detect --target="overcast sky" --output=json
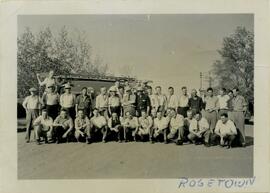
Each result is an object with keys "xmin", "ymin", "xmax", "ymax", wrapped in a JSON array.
[{"xmin": 18, "ymin": 14, "xmax": 253, "ymax": 94}]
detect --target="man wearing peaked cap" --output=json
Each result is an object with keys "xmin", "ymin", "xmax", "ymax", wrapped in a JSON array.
[{"xmin": 60, "ymin": 82, "xmax": 76, "ymax": 119}]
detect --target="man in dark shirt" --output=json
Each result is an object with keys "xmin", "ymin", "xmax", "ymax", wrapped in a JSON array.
[
  {"xmin": 75, "ymin": 87, "xmax": 92, "ymax": 118},
  {"xmin": 135, "ymin": 87, "xmax": 150, "ymax": 117},
  {"xmin": 188, "ymin": 89, "xmax": 203, "ymax": 115}
]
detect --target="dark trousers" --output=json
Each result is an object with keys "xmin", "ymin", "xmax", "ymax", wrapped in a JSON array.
[
  {"xmin": 152, "ymin": 128, "xmax": 168, "ymax": 142},
  {"xmin": 108, "ymin": 125, "xmax": 124, "ymax": 141},
  {"xmin": 91, "ymin": 125, "xmax": 108, "ymax": 141},
  {"xmin": 177, "ymin": 107, "xmax": 189, "ymax": 117},
  {"xmin": 64, "ymin": 107, "xmax": 76, "ymax": 120},
  {"xmin": 25, "ymin": 109, "xmax": 39, "ymax": 142},
  {"xmin": 109, "ymin": 106, "xmax": 121, "ymax": 117},
  {"xmin": 46, "ymin": 104, "xmax": 59, "ymax": 120},
  {"xmin": 54, "ymin": 126, "xmax": 74, "ymax": 143},
  {"xmin": 212, "ymin": 134, "xmax": 236, "ymax": 146}
]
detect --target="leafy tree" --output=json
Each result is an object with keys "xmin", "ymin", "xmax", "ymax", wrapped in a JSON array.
[{"xmin": 212, "ymin": 26, "xmax": 254, "ymax": 102}]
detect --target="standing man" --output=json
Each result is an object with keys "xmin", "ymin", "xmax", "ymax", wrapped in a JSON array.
[
  {"xmin": 42, "ymin": 84, "xmax": 59, "ymax": 120},
  {"xmin": 22, "ymin": 87, "xmax": 41, "ymax": 143},
  {"xmin": 37, "ymin": 70, "xmax": 56, "ymax": 89},
  {"xmin": 214, "ymin": 113, "xmax": 237, "ymax": 148},
  {"xmin": 155, "ymin": 86, "xmax": 167, "ymax": 116},
  {"xmin": 74, "ymin": 109, "xmax": 91, "ymax": 144},
  {"xmin": 122, "ymin": 86, "xmax": 136, "ymax": 117},
  {"xmin": 147, "ymin": 86, "xmax": 159, "ymax": 112},
  {"xmin": 188, "ymin": 112, "xmax": 211, "ymax": 147},
  {"xmin": 167, "ymin": 87, "xmax": 178, "ymax": 113},
  {"xmin": 108, "ymin": 87, "xmax": 121, "ymax": 117},
  {"xmin": 137, "ymin": 110, "xmax": 153, "ymax": 142},
  {"xmin": 230, "ymin": 88, "xmax": 247, "ymax": 147},
  {"xmin": 204, "ymin": 87, "xmax": 219, "ymax": 135},
  {"xmin": 95, "ymin": 87, "xmax": 109, "ymax": 118},
  {"xmin": 108, "ymin": 112, "xmax": 124, "ymax": 142},
  {"xmin": 33, "ymin": 108, "xmax": 53, "ymax": 145},
  {"xmin": 136, "ymin": 87, "xmax": 151, "ymax": 117},
  {"xmin": 76, "ymin": 87, "xmax": 92, "ymax": 118},
  {"xmin": 152, "ymin": 111, "xmax": 170, "ymax": 144},
  {"xmin": 53, "ymin": 108, "xmax": 74, "ymax": 143},
  {"xmin": 188, "ymin": 89, "xmax": 204, "ymax": 115},
  {"xmin": 217, "ymin": 88, "xmax": 230, "ymax": 118},
  {"xmin": 121, "ymin": 111, "xmax": 139, "ymax": 142},
  {"xmin": 167, "ymin": 108, "xmax": 185, "ymax": 145},
  {"xmin": 227, "ymin": 90, "xmax": 234, "ymax": 120},
  {"xmin": 90, "ymin": 108, "xmax": 108, "ymax": 143},
  {"xmin": 178, "ymin": 86, "xmax": 190, "ymax": 117},
  {"xmin": 60, "ymin": 83, "xmax": 76, "ymax": 120}
]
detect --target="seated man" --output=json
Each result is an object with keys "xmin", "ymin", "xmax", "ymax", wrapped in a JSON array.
[
  {"xmin": 90, "ymin": 108, "xmax": 108, "ymax": 143},
  {"xmin": 188, "ymin": 112, "xmax": 211, "ymax": 147},
  {"xmin": 74, "ymin": 109, "xmax": 91, "ymax": 144},
  {"xmin": 152, "ymin": 111, "xmax": 170, "ymax": 144},
  {"xmin": 108, "ymin": 112, "xmax": 124, "ymax": 142},
  {"xmin": 167, "ymin": 108, "xmax": 185, "ymax": 145},
  {"xmin": 183, "ymin": 110, "xmax": 194, "ymax": 142},
  {"xmin": 137, "ymin": 110, "xmax": 153, "ymax": 142},
  {"xmin": 33, "ymin": 108, "xmax": 53, "ymax": 145},
  {"xmin": 53, "ymin": 108, "xmax": 74, "ymax": 144},
  {"xmin": 121, "ymin": 111, "xmax": 139, "ymax": 142},
  {"xmin": 214, "ymin": 113, "xmax": 237, "ymax": 149}
]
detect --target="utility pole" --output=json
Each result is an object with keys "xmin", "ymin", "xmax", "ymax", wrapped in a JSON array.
[
  {"xmin": 208, "ymin": 72, "xmax": 212, "ymax": 88},
  {"xmin": 200, "ymin": 72, "xmax": 202, "ymax": 90}
]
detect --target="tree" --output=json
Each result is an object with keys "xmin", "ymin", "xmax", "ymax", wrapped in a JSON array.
[
  {"xmin": 17, "ymin": 27, "xmax": 108, "ymax": 98},
  {"xmin": 212, "ymin": 26, "xmax": 254, "ymax": 101}
]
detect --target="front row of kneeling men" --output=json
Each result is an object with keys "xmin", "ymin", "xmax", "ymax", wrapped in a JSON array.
[{"xmin": 34, "ymin": 107, "xmax": 238, "ymax": 149}]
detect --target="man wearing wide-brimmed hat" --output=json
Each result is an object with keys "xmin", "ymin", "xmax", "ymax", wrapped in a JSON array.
[
  {"xmin": 122, "ymin": 86, "xmax": 136, "ymax": 117},
  {"xmin": 60, "ymin": 83, "xmax": 76, "ymax": 119},
  {"xmin": 108, "ymin": 86, "xmax": 121, "ymax": 117},
  {"xmin": 135, "ymin": 86, "xmax": 150, "ymax": 117},
  {"xmin": 95, "ymin": 87, "xmax": 109, "ymax": 118},
  {"xmin": 42, "ymin": 83, "xmax": 59, "ymax": 120},
  {"xmin": 22, "ymin": 87, "xmax": 41, "ymax": 143}
]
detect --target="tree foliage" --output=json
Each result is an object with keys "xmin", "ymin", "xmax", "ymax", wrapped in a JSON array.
[
  {"xmin": 17, "ymin": 27, "xmax": 108, "ymax": 98},
  {"xmin": 212, "ymin": 26, "xmax": 254, "ymax": 101}
]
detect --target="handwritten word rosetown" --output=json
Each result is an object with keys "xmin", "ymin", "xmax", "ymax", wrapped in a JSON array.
[{"xmin": 178, "ymin": 177, "xmax": 256, "ymax": 189}]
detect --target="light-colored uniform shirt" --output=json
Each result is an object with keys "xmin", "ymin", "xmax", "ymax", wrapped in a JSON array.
[
  {"xmin": 170, "ymin": 114, "xmax": 184, "ymax": 129},
  {"xmin": 215, "ymin": 119, "xmax": 237, "ymax": 136},
  {"xmin": 23, "ymin": 95, "xmax": 40, "ymax": 110},
  {"xmin": 90, "ymin": 116, "xmax": 107, "ymax": 128},
  {"xmin": 122, "ymin": 117, "xmax": 138, "ymax": 128},
  {"xmin": 167, "ymin": 94, "xmax": 179, "ymax": 109},
  {"xmin": 149, "ymin": 94, "xmax": 159, "ymax": 109},
  {"xmin": 43, "ymin": 92, "xmax": 59, "ymax": 105},
  {"xmin": 217, "ymin": 95, "xmax": 230, "ymax": 109},
  {"xmin": 154, "ymin": 117, "xmax": 170, "ymax": 130},
  {"xmin": 54, "ymin": 115, "xmax": 73, "ymax": 129},
  {"xmin": 108, "ymin": 96, "xmax": 121, "ymax": 107},
  {"xmin": 95, "ymin": 94, "xmax": 109, "ymax": 108},
  {"xmin": 75, "ymin": 116, "xmax": 90, "ymax": 130},
  {"xmin": 60, "ymin": 93, "xmax": 76, "ymax": 108},
  {"xmin": 204, "ymin": 96, "xmax": 220, "ymax": 111},
  {"xmin": 138, "ymin": 116, "xmax": 153, "ymax": 129},
  {"xmin": 179, "ymin": 94, "xmax": 190, "ymax": 107},
  {"xmin": 33, "ymin": 115, "xmax": 53, "ymax": 130},
  {"xmin": 232, "ymin": 95, "xmax": 247, "ymax": 112},
  {"xmin": 156, "ymin": 94, "xmax": 167, "ymax": 107},
  {"xmin": 189, "ymin": 117, "xmax": 209, "ymax": 133}
]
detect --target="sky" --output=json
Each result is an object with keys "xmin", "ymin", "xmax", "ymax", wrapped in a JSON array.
[{"xmin": 18, "ymin": 14, "xmax": 253, "ymax": 94}]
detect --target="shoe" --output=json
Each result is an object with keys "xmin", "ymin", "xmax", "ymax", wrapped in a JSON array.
[
  {"xmin": 26, "ymin": 140, "xmax": 30, "ymax": 143},
  {"xmin": 36, "ymin": 141, "xmax": 41, "ymax": 145},
  {"xmin": 86, "ymin": 138, "xmax": 92, "ymax": 144},
  {"xmin": 226, "ymin": 145, "xmax": 231, "ymax": 149},
  {"xmin": 56, "ymin": 140, "xmax": 60, "ymax": 144},
  {"xmin": 204, "ymin": 143, "xmax": 211, "ymax": 147},
  {"xmin": 164, "ymin": 140, "xmax": 168, "ymax": 144},
  {"xmin": 241, "ymin": 143, "xmax": 246, "ymax": 148},
  {"xmin": 44, "ymin": 139, "xmax": 48, "ymax": 144},
  {"xmin": 124, "ymin": 139, "xmax": 128, "ymax": 143},
  {"xmin": 102, "ymin": 139, "xmax": 107, "ymax": 143},
  {"xmin": 176, "ymin": 140, "xmax": 183, "ymax": 145},
  {"xmin": 194, "ymin": 141, "xmax": 200, "ymax": 145},
  {"xmin": 119, "ymin": 140, "xmax": 122, "ymax": 143}
]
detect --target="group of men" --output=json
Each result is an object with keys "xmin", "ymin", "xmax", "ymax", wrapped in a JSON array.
[{"xmin": 22, "ymin": 70, "xmax": 248, "ymax": 148}]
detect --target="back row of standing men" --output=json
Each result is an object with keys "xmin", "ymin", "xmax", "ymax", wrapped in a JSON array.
[{"xmin": 22, "ymin": 70, "xmax": 247, "ymax": 147}]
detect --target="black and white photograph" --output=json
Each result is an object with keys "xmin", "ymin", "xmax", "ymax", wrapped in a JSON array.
[{"xmin": 17, "ymin": 14, "xmax": 254, "ymax": 179}]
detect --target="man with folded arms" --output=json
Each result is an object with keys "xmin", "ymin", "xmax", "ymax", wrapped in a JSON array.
[
  {"xmin": 53, "ymin": 108, "xmax": 74, "ymax": 143},
  {"xmin": 214, "ymin": 113, "xmax": 237, "ymax": 149},
  {"xmin": 188, "ymin": 112, "xmax": 211, "ymax": 147},
  {"xmin": 74, "ymin": 109, "xmax": 91, "ymax": 144},
  {"xmin": 167, "ymin": 108, "xmax": 185, "ymax": 145},
  {"xmin": 137, "ymin": 110, "xmax": 153, "ymax": 142},
  {"xmin": 108, "ymin": 112, "xmax": 124, "ymax": 142},
  {"xmin": 90, "ymin": 108, "xmax": 108, "ymax": 143},
  {"xmin": 33, "ymin": 108, "xmax": 53, "ymax": 145},
  {"xmin": 121, "ymin": 111, "xmax": 139, "ymax": 142},
  {"xmin": 152, "ymin": 111, "xmax": 170, "ymax": 144}
]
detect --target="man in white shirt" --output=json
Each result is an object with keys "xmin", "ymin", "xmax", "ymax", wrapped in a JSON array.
[
  {"xmin": 74, "ymin": 109, "xmax": 91, "ymax": 144},
  {"xmin": 167, "ymin": 108, "xmax": 185, "ymax": 145},
  {"xmin": 60, "ymin": 83, "xmax": 76, "ymax": 119},
  {"xmin": 188, "ymin": 112, "xmax": 211, "ymax": 147},
  {"xmin": 137, "ymin": 110, "xmax": 153, "ymax": 142},
  {"xmin": 217, "ymin": 88, "xmax": 230, "ymax": 118},
  {"xmin": 167, "ymin": 87, "xmax": 178, "ymax": 113},
  {"xmin": 214, "ymin": 113, "xmax": 237, "ymax": 148},
  {"xmin": 33, "ymin": 108, "xmax": 53, "ymax": 145},
  {"xmin": 183, "ymin": 110, "xmax": 193, "ymax": 142},
  {"xmin": 121, "ymin": 111, "xmax": 139, "ymax": 142},
  {"xmin": 95, "ymin": 87, "xmax": 109, "ymax": 118},
  {"xmin": 147, "ymin": 86, "xmax": 159, "ymax": 112},
  {"xmin": 155, "ymin": 86, "xmax": 167, "ymax": 116},
  {"xmin": 90, "ymin": 108, "xmax": 108, "ymax": 143},
  {"xmin": 152, "ymin": 111, "xmax": 170, "ymax": 144},
  {"xmin": 23, "ymin": 87, "xmax": 41, "ymax": 143},
  {"xmin": 178, "ymin": 86, "xmax": 190, "ymax": 117}
]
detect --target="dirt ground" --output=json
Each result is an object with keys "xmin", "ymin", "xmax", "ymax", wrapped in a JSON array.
[{"xmin": 17, "ymin": 125, "xmax": 253, "ymax": 179}]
